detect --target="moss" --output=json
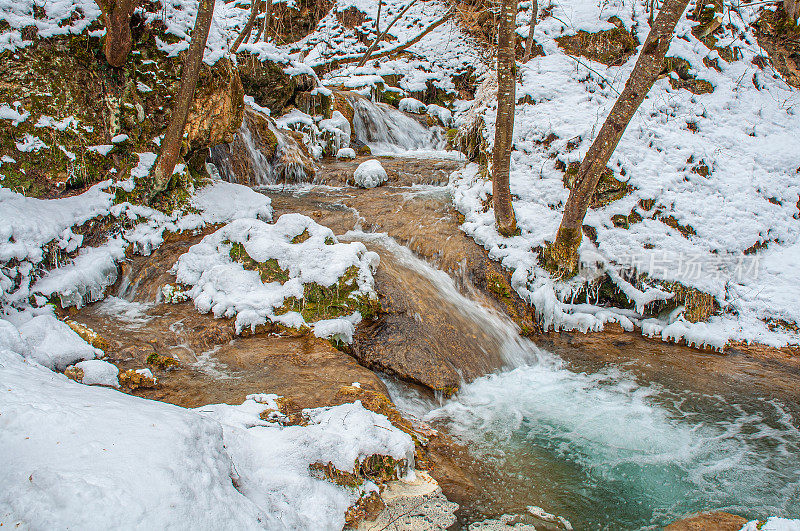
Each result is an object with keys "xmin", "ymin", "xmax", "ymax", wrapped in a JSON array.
[
  {"xmin": 485, "ymin": 270, "xmax": 512, "ymax": 299},
  {"xmin": 662, "ymin": 57, "xmax": 714, "ymax": 94},
  {"xmin": 229, "ymin": 242, "xmax": 291, "ymax": 283},
  {"xmin": 651, "ymin": 280, "xmax": 719, "ymax": 322},
  {"xmin": 65, "ymin": 320, "xmax": 109, "ymax": 352},
  {"xmin": 146, "ymin": 353, "xmax": 180, "ymax": 370},
  {"xmin": 291, "ymin": 229, "xmax": 311, "ymax": 244},
  {"xmin": 64, "ymin": 365, "xmax": 84, "ymax": 382},
  {"xmin": 555, "ymin": 23, "xmax": 638, "ymax": 66}
]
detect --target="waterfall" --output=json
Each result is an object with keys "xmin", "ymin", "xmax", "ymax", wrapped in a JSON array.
[
  {"xmin": 209, "ymin": 110, "xmax": 314, "ymax": 186},
  {"xmin": 350, "ymin": 233, "xmax": 800, "ymax": 530},
  {"xmin": 346, "ymin": 94, "xmax": 445, "ymax": 155}
]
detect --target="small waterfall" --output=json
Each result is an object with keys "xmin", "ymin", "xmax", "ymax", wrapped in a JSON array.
[
  {"xmin": 209, "ymin": 109, "xmax": 314, "ymax": 186},
  {"xmin": 347, "ymin": 235, "xmax": 800, "ymax": 529},
  {"xmin": 346, "ymin": 94, "xmax": 445, "ymax": 155}
]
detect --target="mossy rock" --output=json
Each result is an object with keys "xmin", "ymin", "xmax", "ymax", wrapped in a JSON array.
[{"xmin": 556, "ymin": 19, "xmax": 639, "ymax": 66}]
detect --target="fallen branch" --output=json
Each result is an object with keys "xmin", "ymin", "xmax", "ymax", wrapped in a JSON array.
[
  {"xmin": 315, "ymin": 7, "xmax": 453, "ymax": 73},
  {"xmin": 357, "ymin": 0, "xmax": 418, "ymax": 67}
]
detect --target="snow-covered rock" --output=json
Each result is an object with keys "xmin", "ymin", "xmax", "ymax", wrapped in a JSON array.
[
  {"xmin": 73, "ymin": 359, "xmax": 120, "ymax": 387},
  {"xmin": 336, "ymin": 147, "xmax": 356, "ymax": 159},
  {"xmin": 353, "ymin": 159, "xmax": 388, "ymax": 189},
  {"xmin": 426, "ymin": 104, "xmax": 453, "ymax": 127},
  {"xmin": 399, "ymin": 98, "xmax": 427, "ymax": 114},
  {"xmin": 17, "ymin": 314, "xmax": 100, "ymax": 371}
]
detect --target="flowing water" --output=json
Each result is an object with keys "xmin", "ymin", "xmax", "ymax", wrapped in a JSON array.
[
  {"xmin": 371, "ymin": 236, "xmax": 800, "ymax": 529},
  {"xmin": 238, "ymin": 100, "xmax": 800, "ymax": 529}
]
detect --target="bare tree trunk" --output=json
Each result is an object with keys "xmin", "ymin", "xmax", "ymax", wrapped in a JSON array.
[
  {"xmin": 357, "ymin": 0, "xmax": 418, "ymax": 67},
  {"xmin": 230, "ymin": 0, "xmax": 259, "ymax": 53},
  {"xmin": 786, "ymin": 0, "xmax": 800, "ymax": 22},
  {"xmin": 150, "ymin": 0, "xmax": 216, "ymax": 199},
  {"xmin": 96, "ymin": 0, "xmax": 140, "ymax": 67},
  {"xmin": 376, "ymin": 0, "xmax": 382, "ymax": 34},
  {"xmin": 491, "ymin": 0, "xmax": 518, "ymax": 236},
  {"xmin": 547, "ymin": 0, "xmax": 690, "ymax": 273},
  {"xmin": 263, "ymin": 0, "xmax": 272, "ymax": 41},
  {"xmin": 522, "ymin": 0, "xmax": 538, "ymax": 62}
]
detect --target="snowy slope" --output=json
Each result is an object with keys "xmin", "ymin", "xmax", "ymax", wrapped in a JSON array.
[{"xmin": 449, "ymin": 0, "xmax": 800, "ymax": 348}]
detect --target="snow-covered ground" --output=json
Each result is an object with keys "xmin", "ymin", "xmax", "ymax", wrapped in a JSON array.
[
  {"xmin": 0, "ymin": 319, "xmax": 413, "ymax": 528},
  {"xmin": 443, "ymin": 0, "xmax": 800, "ymax": 349}
]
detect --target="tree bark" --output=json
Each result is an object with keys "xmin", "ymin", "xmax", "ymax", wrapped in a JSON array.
[
  {"xmin": 786, "ymin": 0, "xmax": 800, "ymax": 22},
  {"xmin": 263, "ymin": 0, "xmax": 272, "ymax": 40},
  {"xmin": 230, "ymin": 0, "xmax": 259, "ymax": 53},
  {"xmin": 357, "ymin": 0, "xmax": 418, "ymax": 67},
  {"xmin": 548, "ymin": 0, "xmax": 690, "ymax": 273},
  {"xmin": 150, "ymin": 0, "xmax": 216, "ymax": 199},
  {"xmin": 522, "ymin": 0, "xmax": 538, "ymax": 62},
  {"xmin": 96, "ymin": 0, "xmax": 140, "ymax": 67},
  {"xmin": 491, "ymin": 0, "xmax": 518, "ymax": 236},
  {"xmin": 376, "ymin": 0, "xmax": 382, "ymax": 34}
]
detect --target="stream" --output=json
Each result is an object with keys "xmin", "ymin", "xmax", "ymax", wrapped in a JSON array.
[{"xmin": 253, "ymin": 98, "xmax": 800, "ymax": 529}]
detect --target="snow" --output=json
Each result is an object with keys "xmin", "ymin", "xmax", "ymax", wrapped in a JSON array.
[
  {"xmin": 17, "ymin": 313, "xmax": 101, "ymax": 371},
  {"xmin": 399, "ymin": 97, "xmax": 427, "ymax": 113},
  {"xmin": 0, "ymin": 323, "xmax": 413, "ymax": 529},
  {"xmin": 73, "ymin": 359, "xmax": 120, "ymax": 387},
  {"xmin": 353, "ymin": 159, "xmax": 388, "ymax": 188},
  {"xmin": 740, "ymin": 519, "xmax": 800, "ymax": 531},
  {"xmin": 172, "ymin": 214, "xmax": 379, "ymax": 335},
  {"xmin": 336, "ymin": 147, "xmax": 357, "ymax": 159},
  {"xmin": 448, "ymin": 0, "xmax": 800, "ymax": 348}
]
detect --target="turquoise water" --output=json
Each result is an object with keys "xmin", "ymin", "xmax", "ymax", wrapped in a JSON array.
[{"xmin": 390, "ymin": 347, "xmax": 800, "ymax": 529}]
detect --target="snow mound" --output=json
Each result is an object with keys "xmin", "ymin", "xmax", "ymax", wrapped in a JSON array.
[
  {"xmin": 17, "ymin": 314, "xmax": 100, "ymax": 371},
  {"xmin": 740, "ymin": 518, "xmax": 800, "ymax": 531},
  {"xmin": 172, "ymin": 214, "xmax": 379, "ymax": 336},
  {"xmin": 336, "ymin": 147, "xmax": 357, "ymax": 159},
  {"xmin": 73, "ymin": 359, "xmax": 120, "ymax": 387},
  {"xmin": 399, "ymin": 98, "xmax": 427, "ymax": 113},
  {"xmin": 353, "ymin": 159, "xmax": 388, "ymax": 188}
]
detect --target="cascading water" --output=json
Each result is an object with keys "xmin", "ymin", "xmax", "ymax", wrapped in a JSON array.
[
  {"xmin": 209, "ymin": 110, "xmax": 313, "ymax": 185},
  {"xmin": 347, "ymin": 94, "xmax": 445, "ymax": 155},
  {"xmin": 356, "ymin": 233, "xmax": 800, "ymax": 530}
]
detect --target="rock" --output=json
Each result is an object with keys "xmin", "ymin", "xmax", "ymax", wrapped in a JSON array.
[
  {"xmin": 209, "ymin": 108, "xmax": 315, "ymax": 185},
  {"xmin": 73, "ymin": 359, "xmax": 120, "ymax": 387},
  {"xmin": 336, "ymin": 147, "xmax": 356, "ymax": 160},
  {"xmin": 353, "ymin": 159, "xmax": 388, "ymax": 188},
  {"xmin": 399, "ymin": 97, "xmax": 427, "ymax": 114},
  {"xmin": 119, "ymin": 368, "xmax": 157, "ymax": 390},
  {"xmin": 555, "ymin": 20, "xmax": 638, "ymax": 66},
  {"xmin": 185, "ymin": 58, "xmax": 244, "ymax": 154},
  {"xmin": 236, "ymin": 54, "xmax": 315, "ymax": 115},
  {"xmin": 665, "ymin": 511, "xmax": 748, "ymax": 531},
  {"xmin": 355, "ymin": 472, "xmax": 458, "ymax": 531}
]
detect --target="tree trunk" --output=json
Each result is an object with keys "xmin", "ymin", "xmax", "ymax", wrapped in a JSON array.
[
  {"xmin": 376, "ymin": 0, "xmax": 382, "ymax": 34},
  {"xmin": 522, "ymin": 0, "xmax": 538, "ymax": 62},
  {"xmin": 548, "ymin": 0, "xmax": 690, "ymax": 273},
  {"xmin": 491, "ymin": 0, "xmax": 518, "ymax": 236},
  {"xmin": 150, "ymin": 0, "xmax": 216, "ymax": 199},
  {"xmin": 230, "ymin": 0, "xmax": 259, "ymax": 53},
  {"xmin": 263, "ymin": 0, "xmax": 272, "ymax": 41},
  {"xmin": 97, "ymin": 0, "xmax": 140, "ymax": 67},
  {"xmin": 786, "ymin": 0, "xmax": 800, "ymax": 22}
]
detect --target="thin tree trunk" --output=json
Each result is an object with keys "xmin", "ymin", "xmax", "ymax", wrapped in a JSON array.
[
  {"xmin": 376, "ymin": 0, "xmax": 382, "ymax": 34},
  {"xmin": 97, "ymin": 0, "xmax": 140, "ymax": 67},
  {"xmin": 230, "ymin": 0, "xmax": 259, "ymax": 53},
  {"xmin": 150, "ymin": 0, "xmax": 216, "ymax": 199},
  {"xmin": 548, "ymin": 0, "xmax": 690, "ymax": 273},
  {"xmin": 522, "ymin": 0, "xmax": 538, "ymax": 62},
  {"xmin": 785, "ymin": 0, "xmax": 800, "ymax": 21},
  {"xmin": 491, "ymin": 0, "xmax": 518, "ymax": 236},
  {"xmin": 357, "ymin": 0, "xmax": 418, "ymax": 67},
  {"xmin": 263, "ymin": 0, "xmax": 272, "ymax": 41}
]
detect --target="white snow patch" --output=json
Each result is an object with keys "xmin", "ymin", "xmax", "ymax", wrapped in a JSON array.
[{"xmin": 353, "ymin": 159, "xmax": 388, "ymax": 188}]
